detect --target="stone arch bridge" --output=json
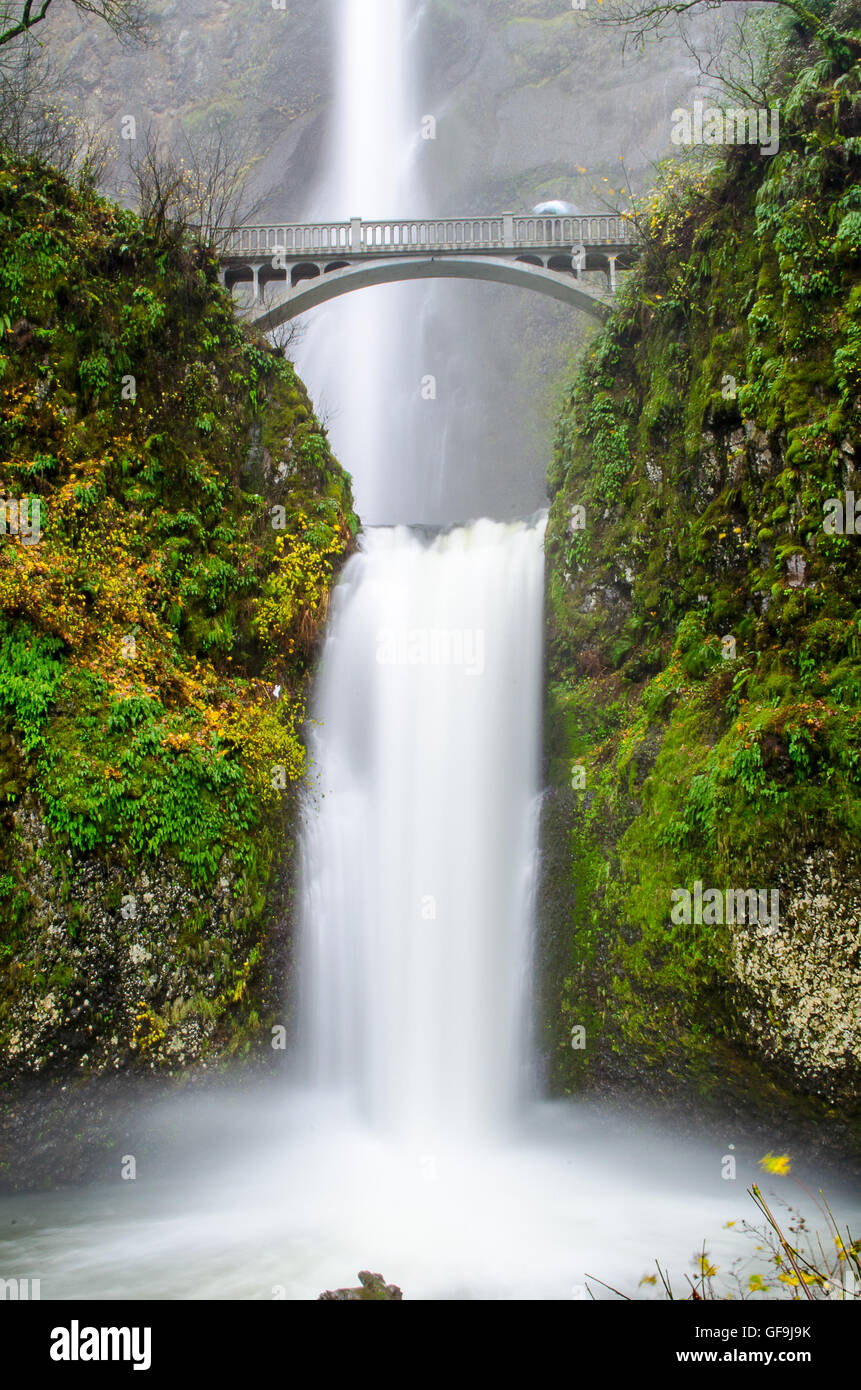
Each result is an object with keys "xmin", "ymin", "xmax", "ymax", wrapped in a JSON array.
[{"xmin": 217, "ymin": 213, "xmax": 638, "ymax": 329}]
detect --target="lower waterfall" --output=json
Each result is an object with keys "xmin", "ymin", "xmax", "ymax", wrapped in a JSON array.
[{"xmin": 297, "ymin": 519, "xmax": 545, "ymax": 1140}]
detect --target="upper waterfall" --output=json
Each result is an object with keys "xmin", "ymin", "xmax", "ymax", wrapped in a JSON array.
[{"xmin": 297, "ymin": 0, "xmax": 427, "ymax": 525}]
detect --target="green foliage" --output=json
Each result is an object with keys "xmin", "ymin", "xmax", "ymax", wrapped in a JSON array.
[
  {"xmin": 541, "ymin": 14, "xmax": 861, "ymax": 1117},
  {"xmin": 38, "ymin": 675, "xmax": 257, "ymax": 884},
  {"xmin": 0, "ymin": 620, "xmax": 65, "ymax": 754},
  {"xmin": 583, "ymin": 392, "xmax": 632, "ymax": 504},
  {"xmin": 0, "ymin": 150, "xmax": 355, "ymax": 896},
  {"xmin": 78, "ymin": 349, "xmax": 112, "ymax": 402}
]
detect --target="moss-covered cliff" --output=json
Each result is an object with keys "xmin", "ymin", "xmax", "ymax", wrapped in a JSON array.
[
  {"xmin": 540, "ymin": 8, "xmax": 861, "ymax": 1138},
  {"xmin": 0, "ymin": 153, "xmax": 356, "ymax": 1098}
]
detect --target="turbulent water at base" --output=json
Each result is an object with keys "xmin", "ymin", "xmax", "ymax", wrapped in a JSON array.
[{"xmin": 2, "ymin": 0, "xmax": 859, "ymax": 1303}]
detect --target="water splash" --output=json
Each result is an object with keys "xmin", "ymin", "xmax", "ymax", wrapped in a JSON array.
[{"xmin": 298, "ymin": 519, "xmax": 545, "ymax": 1140}]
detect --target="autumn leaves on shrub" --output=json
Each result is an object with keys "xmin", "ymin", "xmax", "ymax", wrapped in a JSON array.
[{"xmin": 0, "ymin": 151, "xmax": 355, "ymax": 887}]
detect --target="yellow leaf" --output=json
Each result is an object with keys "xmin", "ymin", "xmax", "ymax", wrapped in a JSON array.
[{"xmin": 759, "ymin": 1152, "xmax": 792, "ymax": 1176}]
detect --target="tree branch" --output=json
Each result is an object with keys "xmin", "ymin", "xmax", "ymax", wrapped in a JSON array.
[
  {"xmin": 0, "ymin": 0, "xmax": 148, "ymax": 51},
  {"xmin": 0, "ymin": 1, "xmax": 53, "ymax": 49}
]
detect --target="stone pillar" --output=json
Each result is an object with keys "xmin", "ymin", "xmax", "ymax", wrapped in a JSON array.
[
  {"xmin": 606, "ymin": 254, "xmax": 617, "ymax": 292},
  {"xmin": 503, "ymin": 211, "xmax": 514, "ymax": 246},
  {"xmin": 351, "ymin": 216, "xmax": 363, "ymax": 253},
  {"xmin": 250, "ymin": 262, "xmax": 264, "ymax": 304}
]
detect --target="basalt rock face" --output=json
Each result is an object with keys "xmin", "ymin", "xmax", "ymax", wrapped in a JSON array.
[
  {"xmin": 728, "ymin": 852, "xmax": 861, "ymax": 1106},
  {"xmin": 2, "ymin": 798, "xmax": 295, "ymax": 1082},
  {"xmin": 537, "ymin": 10, "xmax": 861, "ymax": 1137}
]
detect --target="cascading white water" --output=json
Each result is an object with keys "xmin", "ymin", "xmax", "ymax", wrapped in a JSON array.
[
  {"xmin": 298, "ymin": 0, "xmax": 427, "ymax": 524},
  {"xmin": 298, "ymin": 520, "xmax": 544, "ymax": 1139},
  {"xmin": 295, "ymin": 0, "xmax": 546, "ymax": 1141}
]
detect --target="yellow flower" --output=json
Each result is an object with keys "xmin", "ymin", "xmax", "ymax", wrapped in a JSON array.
[{"xmin": 759, "ymin": 1152, "xmax": 792, "ymax": 1176}]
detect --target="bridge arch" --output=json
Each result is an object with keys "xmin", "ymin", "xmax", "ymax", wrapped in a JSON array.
[
  {"xmin": 250, "ymin": 254, "xmax": 611, "ymax": 331},
  {"xmin": 291, "ymin": 261, "xmax": 321, "ymax": 287}
]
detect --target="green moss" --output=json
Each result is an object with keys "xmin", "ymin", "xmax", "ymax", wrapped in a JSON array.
[
  {"xmin": 540, "ymin": 10, "xmax": 861, "ymax": 1133},
  {"xmin": 0, "ymin": 151, "xmax": 357, "ymax": 1074}
]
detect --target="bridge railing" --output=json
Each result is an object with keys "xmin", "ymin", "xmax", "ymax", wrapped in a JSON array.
[
  {"xmin": 361, "ymin": 218, "xmax": 507, "ymax": 249},
  {"xmin": 511, "ymin": 215, "xmax": 636, "ymax": 246},
  {"xmin": 220, "ymin": 223, "xmax": 353, "ymax": 256},
  {"xmin": 219, "ymin": 214, "xmax": 637, "ymax": 259}
]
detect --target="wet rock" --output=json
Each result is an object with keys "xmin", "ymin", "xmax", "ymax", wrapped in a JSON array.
[
  {"xmin": 318, "ymin": 1271, "xmax": 404, "ymax": 1301},
  {"xmin": 727, "ymin": 851, "xmax": 861, "ymax": 1103}
]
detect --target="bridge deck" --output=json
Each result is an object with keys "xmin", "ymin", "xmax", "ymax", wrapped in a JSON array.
[{"xmin": 218, "ymin": 213, "xmax": 636, "ymax": 261}]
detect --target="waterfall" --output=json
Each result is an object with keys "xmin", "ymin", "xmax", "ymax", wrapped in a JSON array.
[
  {"xmin": 298, "ymin": 520, "xmax": 545, "ymax": 1139},
  {"xmin": 292, "ymin": 0, "xmax": 548, "ymax": 1148},
  {"xmin": 297, "ymin": 0, "xmax": 427, "ymax": 524}
]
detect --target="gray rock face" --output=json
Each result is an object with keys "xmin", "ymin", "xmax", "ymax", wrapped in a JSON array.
[
  {"xmin": 729, "ymin": 852, "xmax": 861, "ymax": 1103},
  {"xmin": 1, "ymin": 801, "xmax": 272, "ymax": 1081}
]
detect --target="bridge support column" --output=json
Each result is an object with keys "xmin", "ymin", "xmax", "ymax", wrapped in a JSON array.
[
  {"xmin": 606, "ymin": 254, "xmax": 617, "ymax": 292},
  {"xmin": 246, "ymin": 262, "xmax": 265, "ymax": 305}
]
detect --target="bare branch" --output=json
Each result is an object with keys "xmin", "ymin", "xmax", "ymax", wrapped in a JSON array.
[
  {"xmin": 177, "ymin": 123, "xmax": 265, "ymax": 252},
  {"xmin": 594, "ymin": 0, "xmax": 827, "ymax": 52},
  {"xmin": 0, "ymin": 0, "xmax": 148, "ymax": 50},
  {"xmin": 127, "ymin": 126, "xmax": 193, "ymax": 243},
  {"xmin": 0, "ymin": 36, "xmax": 114, "ymax": 184},
  {"xmin": 677, "ymin": 6, "xmax": 791, "ymax": 105},
  {"xmin": 128, "ymin": 121, "xmax": 267, "ymax": 252}
]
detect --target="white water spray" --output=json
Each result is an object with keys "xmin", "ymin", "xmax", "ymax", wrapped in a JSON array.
[
  {"xmin": 298, "ymin": 520, "xmax": 544, "ymax": 1140},
  {"xmin": 295, "ymin": 2, "xmax": 545, "ymax": 1145},
  {"xmin": 298, "ymin": 0, "xmax": 426, "ymax": 523}
]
